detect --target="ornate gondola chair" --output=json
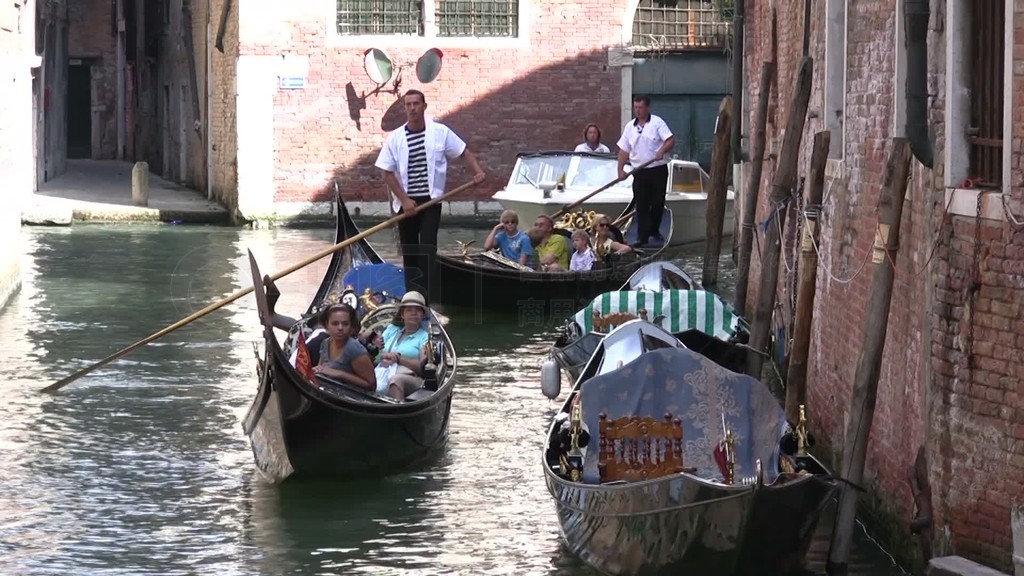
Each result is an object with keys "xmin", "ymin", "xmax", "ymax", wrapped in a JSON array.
[{"xmin": 597, "ymin": 412, "xmax": 685, "ymax": 483}]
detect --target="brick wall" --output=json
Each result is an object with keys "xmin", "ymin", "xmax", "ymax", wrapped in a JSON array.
[
  {"xmin": 744, "ymin": 0, "xmax": 1024, "ymax": 570},
  {"xmin": 68, "ymin": 0, "xmax": 116, "ymax": 159},
  {"xmin": 206, "ymin": 0, "xmax": 238, "ymax": 213},
  {"xmin": 234, "ymin": 1, "xmax": 627, "ymax": 205}
]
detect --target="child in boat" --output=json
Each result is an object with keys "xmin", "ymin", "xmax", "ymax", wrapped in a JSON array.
[
  {"xmin": 484, "ymin": 209, "xmax": 533, "ymax": 267},
  {"xmin": 569, "ymin": 229, "xmax": 596, "ymax": 271},
  {"xmin": 313, "ymin": 303, "xmax": 376, "ymax": 391}
]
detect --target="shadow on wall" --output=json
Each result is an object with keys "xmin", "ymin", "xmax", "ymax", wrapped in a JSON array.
[{"xmin": 322, "ymin": 48, "xmax": 623, "ymax": 204}]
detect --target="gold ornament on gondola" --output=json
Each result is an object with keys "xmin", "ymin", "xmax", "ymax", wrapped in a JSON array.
[
  {"xmin": 555, "ymin": 209, "xmax": 597, "ymax": 231},
  {"xmin": 456, "ymin": 239, "xmax": 476, "ymax": 260}
]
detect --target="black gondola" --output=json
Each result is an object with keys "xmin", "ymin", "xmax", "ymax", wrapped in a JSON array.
[
  {"xmin": 543, "ymin": 320, "xmax": 836, "ymax": 576},
  {"xmin": 542, "ymin": 261, "xmax": 750, "ymax": 392},
  {"xmin": 242, "ymin": 196, "xmax": 457, "ymax": 483},
  {"xmin": 434, "ymin": 202, "xmax": 672, "ymax": 318}
]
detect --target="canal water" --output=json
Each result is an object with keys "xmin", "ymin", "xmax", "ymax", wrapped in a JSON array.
[{"xmin": 0, "ymin": 223, "xmax": 908, "ymax": 575}]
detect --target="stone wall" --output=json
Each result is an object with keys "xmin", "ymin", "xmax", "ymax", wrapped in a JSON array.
[{"xmin": 743, "ymin": 0, "xmax": 1024, "ymax": 570}]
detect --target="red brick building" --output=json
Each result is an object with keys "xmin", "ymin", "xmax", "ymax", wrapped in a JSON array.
[
  {"xmin": 741, "ymin": 0, "xmax": 1024, "ymax": 570},
  {"xmin": 208, "ymin": 0, "xmax": 733, "ymax": 221}
]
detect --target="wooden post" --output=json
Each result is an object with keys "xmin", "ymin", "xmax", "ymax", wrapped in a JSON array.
[
  {"xmin": 827, "ymin": 138, "xmax": 912, "ymax": 576},
  {"xmin": 745, "ymin": 58, "xmax": 813, "ymax": 379},
  {"xmin": 703, "ymin": 96, "xmax": 733, "ymax": 287},
  {"xmin": 784, "ymin": 130, "xmax": 830, "ymax": 423},
  {"xmin": 734, "ymin": 62, "xmax": 774, "ymax": 316}
]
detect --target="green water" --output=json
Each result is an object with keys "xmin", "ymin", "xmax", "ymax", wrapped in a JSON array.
[{"xmin": 0, "ymin": 223, "xmax": 905, "ymax": 575}]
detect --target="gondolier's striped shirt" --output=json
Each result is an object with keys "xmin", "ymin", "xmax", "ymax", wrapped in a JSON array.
[{"xmin": 405, "ymin": 127, "xmax": 430, "ymax": 199}]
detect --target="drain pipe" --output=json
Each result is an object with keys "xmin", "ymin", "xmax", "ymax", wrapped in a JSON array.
[{"xmin": 905, "ymin": 0, "xmax": 934, "ymax": 168}]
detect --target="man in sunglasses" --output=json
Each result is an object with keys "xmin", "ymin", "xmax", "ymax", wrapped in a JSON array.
[{"xmin": 616, "ymin": 95, "xmax": 675, "ymax": 248}]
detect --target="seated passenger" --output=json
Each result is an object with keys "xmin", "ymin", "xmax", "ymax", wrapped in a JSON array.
[
  {"xmin": 313, "ymin": 303, "xmax": 376, "ymax": 391},
  {"xmin": 533, "ymin": 214, "xmax": 571, "ymax": 272},
  {"xmin": 594, "ymin": 215, "xmax": 633, "ymax": 257},
  {"xmin": 568, "ymin": 229, "xmax": 596, "ymax": 272},
  {"xmin": 484, "ymin": 209, "xmax": 533, "ymax": 267},
  {"xmin": 376, "ymin": 291, "xmax": 431, "ymax": 401}
]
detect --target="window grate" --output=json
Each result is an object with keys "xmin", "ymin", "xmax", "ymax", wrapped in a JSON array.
[
  {"xmin": 632, "ymin": 0, "xmax": 732, "ymax": 50},
  {"xmin": 336, "ymin": 0, "xmax": 423, "ymax": 36},
  {"xmin": 968, "ymin": 0, "xmax": 1003, "ymax": 186},
  {"xmin": 436, "ymin": 0, "xmax": 518, "ymax": 37}
]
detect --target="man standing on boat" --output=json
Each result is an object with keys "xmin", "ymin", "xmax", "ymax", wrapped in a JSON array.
[
  {"xmin": 376, "ymin": 89, "xmax": 486, "ymax": 302},
  {"xmin": 616, "ymin": 95, "xmax": 675, "ymax": 248}
]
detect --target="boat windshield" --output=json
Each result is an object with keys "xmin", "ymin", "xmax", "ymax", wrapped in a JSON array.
[
  {"xmin": 670, "ymin": 162, "xmax": 710, "ymax": 193},
  {"xmin": 511, "ymin": 156, "xmax": 573, "ymax": 186},
  {"xmin": 571, "ymin": 156, "xmax": 632, "ymax": 188}
]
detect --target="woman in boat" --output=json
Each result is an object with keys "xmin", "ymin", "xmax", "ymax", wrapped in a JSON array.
[
  {"xmin": 574, "ymin": 123, "xmax": 610, "ymax": 154},
  {"xmin": 377, "ymin": 291, "xmax": 431, "ymax": 401},
  {"xmin": 592, "ymin": 214, "xmax": 633, "ymax": 259},
  {"xmin": 313, "ymin": 303, "xmax": 376, "ymax": 390}
]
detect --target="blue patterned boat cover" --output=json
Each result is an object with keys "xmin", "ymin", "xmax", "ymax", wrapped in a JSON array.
[
  {"xmin": 341, "ymin": 262, "xmax": 407, "ymax": 301},
  {"xmin": 579, "ymin": 347, "xmax": 787, "ymax": 485},
  {"xmin": 573, "ymin": 289, "xmax": 742, "ymax": 339}
]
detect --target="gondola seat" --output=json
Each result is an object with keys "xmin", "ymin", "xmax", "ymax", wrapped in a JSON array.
[{"xmin": 597, "ymin": 412, "xmax": 684, "ymax": 483}]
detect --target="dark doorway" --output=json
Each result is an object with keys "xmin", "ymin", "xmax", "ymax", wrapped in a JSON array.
[{"xmin": 67, "ymin": 61, "xmax": 91, "ymax": 159}]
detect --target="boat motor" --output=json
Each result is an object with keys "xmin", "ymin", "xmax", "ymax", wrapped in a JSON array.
[{"xmin": 541, "ymin": 359, "xmax": 561, "ymax": 399}]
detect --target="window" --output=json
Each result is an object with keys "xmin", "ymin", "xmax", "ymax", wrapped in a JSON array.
[
  {"xmin": 335, "ymin": 0, "xmax": 518, "ymax": 38},
  {"xmin": 631, "ymin": 0, "xmax": 732, "ymax": 50},
  {"xmin": 336, "ymin": 0, "xmax": 423, "ymax": 36},
  {"xmin": 437, "ymin": 0, "xmax": 518, "ymax": 37},
  {"xmin": 824, "ymin": 0, "xmax": 846, "ymax": 159},
  {"xmin": 967, "ymin": 0, "xmax": 1003, "ymax": 186}
]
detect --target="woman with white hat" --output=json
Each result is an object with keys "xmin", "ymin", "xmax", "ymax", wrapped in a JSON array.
[{"xmin": 375, "ymin": 291, "xmax": 431, "ymax": 401}]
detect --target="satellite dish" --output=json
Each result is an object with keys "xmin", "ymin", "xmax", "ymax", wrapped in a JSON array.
[
  {"xmin": 416, "ymin": 48, "xmax": 444, "ymax": 84},
  {"xmin": 363, "ymin": 48, "xmax": 393, "ymax": 85}
]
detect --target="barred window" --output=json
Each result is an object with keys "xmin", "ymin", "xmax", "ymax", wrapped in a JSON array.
[
  {"xmin": 967, "ymin": 0, "xmax": 1003, "ymax": 186},
  {"xmin": 436, "ymin": 0, "xmax": 518, "ymax": 37},
  {"xmin": 336, "ymin": 0, "xmax": 423, "ymax": 36},
  {"xmin": 632, "ymin": 0, "xmax": 732, "ymax": 50}
]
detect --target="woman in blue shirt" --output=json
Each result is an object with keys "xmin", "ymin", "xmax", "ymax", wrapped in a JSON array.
[{"xmin": 377, "ymin": 291, "xmax": 432, "ymax": 400}]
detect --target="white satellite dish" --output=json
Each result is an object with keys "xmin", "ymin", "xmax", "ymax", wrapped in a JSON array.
[
  {"xmin": 416, "ymin": 48, "xmax": 443, "ymax": 84},
  {"xmin": 363, "ymin": 48, "xmax": 393, "ymax": 85}
]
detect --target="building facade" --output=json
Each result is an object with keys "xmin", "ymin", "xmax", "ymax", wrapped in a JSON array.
[
  {"xmin": 742, "ymin": 0, "xmax": 1023, "ymax": 570},
  {"xmin": 0, "ymin": 1, "xmax": 37, "ymax": 309}
]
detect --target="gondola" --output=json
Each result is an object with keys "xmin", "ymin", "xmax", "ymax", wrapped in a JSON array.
[
  {"xmin": 543, "ymin": 320, "xmax": 837, "ymax": 576},
  {"xmin": 434, "ymin": 201, "xmax": 672, "ymax": 318},
  {"xmin": 242, "ymin": 195, "xmax": 457, "ymax": 483},
  {"xmin": 542, "ymin": 261, "xmax": 749, "ymax": 390}
]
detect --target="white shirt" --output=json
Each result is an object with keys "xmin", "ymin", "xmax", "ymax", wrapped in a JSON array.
[
  {"xmin": 375, "ymin": 118, "xmax": 467, "ymax": 213},
  {"xmin": 570, "ymin": 247, "xmax": 596, "ymax": 271},
  {"xmin": 574, "ymin": 142, "xmax": 611, "ymax": 154},
  {"xmin": 616, "ymin": 114, "xmax": 673, "ymax": 168}
]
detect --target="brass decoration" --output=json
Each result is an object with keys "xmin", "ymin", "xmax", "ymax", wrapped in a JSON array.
[
  {"xmin": 482, "ymin": 249, "xmax": 535, "ymax": 272},
  {"xmin": 723, "ymin": 428, "xmax": 736, "ymax": 485},
  {"xmin": 796, "ymin": 404, "xmax": 808, "ymax": 456},
  {"xmin": 598, "ymin": 412, "xmax": 684, "ymax": 483},
  {"xmin": 359, "ymin": 287, "xmax": 379, "ymax": 311},
  {"xmin": 592, "ymin": 309, "xmax": 638, "ymax": 332},
  {"xmin": 555, "ymin": 209, "xmax": 598, "ymax": 231},
  {"xmin": 457, "ymin": 239, "xmax": 476, "ymax": 260}
]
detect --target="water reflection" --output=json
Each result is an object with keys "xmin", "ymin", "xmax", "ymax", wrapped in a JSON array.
[{"xmin": 0, "ymin": 224, "xmax": 899, "ymax": 576}]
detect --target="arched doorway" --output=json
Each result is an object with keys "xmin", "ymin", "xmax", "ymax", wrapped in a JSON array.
[{"xmin": 623, "ymin": 0, "xmax": 732, "ymax": 170}]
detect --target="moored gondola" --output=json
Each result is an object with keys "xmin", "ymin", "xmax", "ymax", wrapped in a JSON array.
[
  {"xmin": 542, "ymin": 320, "xmax": 836, "ymax": 576},
  {"xmin": 543, "ymin": 261, "xmax": 749, "ymax": 392},
  {"xmin": 434, "ymin": 200, "xmax": 672, "ymax": 319},
  {"xmin": 242, "ymin": 196, "xmax": 457, "ymax": 483}
]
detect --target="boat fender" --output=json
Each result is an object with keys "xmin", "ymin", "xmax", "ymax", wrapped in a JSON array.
[{"xmin": 541, "ymin": 359, "xmax": 561, "ymax": 399}]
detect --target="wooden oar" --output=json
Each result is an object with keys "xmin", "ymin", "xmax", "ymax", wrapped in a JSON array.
[
  {"xmin": 40, "ymin": 179, "xmax": 478, "ymax": 394},
  {"xmin": 550, "ymin": 159, "xmax": 656, "ymax": 219}
]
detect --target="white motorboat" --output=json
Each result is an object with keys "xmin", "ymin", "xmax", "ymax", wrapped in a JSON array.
[{"xmin": 491, "ymin": 151, "xmax": 735, "ymax": 246}]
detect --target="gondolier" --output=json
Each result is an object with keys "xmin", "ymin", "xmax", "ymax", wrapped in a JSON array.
[
  {"xmin": 376, "ymin": 89, "xmax": 485, "ymax": 302},
  {"xmin": 616, "ymin": 95, "xmax": 675, "ymax": 248}
]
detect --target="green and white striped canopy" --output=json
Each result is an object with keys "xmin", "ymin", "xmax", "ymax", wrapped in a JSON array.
[{"xmin": 573, "ymin": 289, "xmax": 743, "ymax": 340}]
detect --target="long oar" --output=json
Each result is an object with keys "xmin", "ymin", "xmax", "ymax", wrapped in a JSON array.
[
  {"xmin": 550, "ymin": 159, "xmax": 656, "ymax": 219},
  {"xmin": 41, "ymin": 180, "xmax": 478, "ymax": 393}
]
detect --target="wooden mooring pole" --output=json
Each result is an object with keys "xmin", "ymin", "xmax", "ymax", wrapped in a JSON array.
[
  {"xmin": 734, "ymin": 62, "xmax": 774, "ymax": 316},
  {"xmin": 703, "ymin": 96, "xmax": 733, "ymax": 287},
  {"xmin": 827, "ymin": 138, "xmax": 912, "ymax": 576},
  {"xmin": 784, "ymin": 130, "xmax": 830, "ymax": 423},
  {"xmin": 745, "ymin": 57, "xmax": 812, "ymax": 380}
]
